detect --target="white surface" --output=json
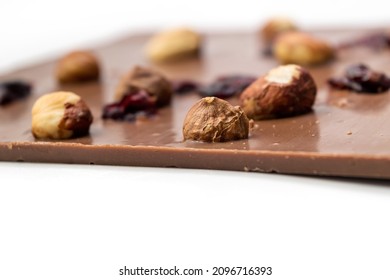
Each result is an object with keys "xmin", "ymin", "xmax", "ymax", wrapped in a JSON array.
[
  {"xmin": 1, "ymin": 1, "xmax": 390, "ymax": 279},
  {"xmin": 1, "ymin": 0, "xmax": 389, "ymax": 73}
]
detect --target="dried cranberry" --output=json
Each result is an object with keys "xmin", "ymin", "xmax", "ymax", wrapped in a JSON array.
[
  {"xmin": 0, "ymin": 80, "xmax": 32, "ymax": 106},
  {"xmin": 121, "ymin": 90, "xmax": 155, "ymax": 112},
  {"xmin": 102, "ymin": 104, "xmax": 124, "ymax": 120},
  {"xmin": 199, "ymin": 75, "xmax": 257, "ymax": 99},
  {"xmin": 102, "ymin": 89, "xmax": 157, "ymax": 121},
  {"xmin": 328, "ymin": 64, "xmax": 390, "ymax": 93},
  {"xmin": 172, "ymin": 80, "xmax": 199, "ymax": 94}
]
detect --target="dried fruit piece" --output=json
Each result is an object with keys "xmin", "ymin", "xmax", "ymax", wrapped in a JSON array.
[
  {"xmin": 172, "ymin": 80, "xmax": 199, "ymax": 94},
  {"xmin": 183, "ymin": 97, "xmax": 250, "ymax": 142},
  {"xmin": 0, "ymin": 80, "xmax": 31, "ymax": 106},
  {"xmin": 273, "ymin": 31, "xmax": 334, "ymax": 65},
  {"xmin": 32, "ymin": 91, "xmax": 93, "ymax": 139},
  {"xmin": 146, "ymin": 28, "xmax": 201, "ymax": 63},
  {"xmin": 240, "ymin": 64, "xmax": 317, "ymax": 120},
  {"xmin": 102, "ymin": 89, "xmax": 156, "ymax": 121},
  {"xmin": 103, "ymin": 66, "xmax": 172, "ymax": 121},
  {"xmin": 328, "ymin": 64, "xmax": 390, "ymax": 93},
  {"xmin": 114, "ymin": 66, "xmax": 172, "ymax": 106},
  {"xmin": 199, "ymin": 75, "xmax": 257, "ymax": 99},
  {"xmin": 56, "ymin": 51, "xmax": 100, "ymax": 84}
]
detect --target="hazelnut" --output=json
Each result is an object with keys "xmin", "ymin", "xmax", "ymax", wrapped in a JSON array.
[
  {"xmin": 32, "ymin": 91, "xmax": 93, "ymax": 139},
  {"xmin": 273, "ymin": 31, "xmax": 334, "ymax": 65},
  {"xmin": 56, "ymin": 51, "xmax": 100, "ymax": 83},
  {"xmin": 115, "ymin": 66, "xmax": 173, "ymax": 107},
  {"xmin": 183, "ymin": 97, "xmax": 250, "ymax": 142},
  {"xmin": 261, "ymin": 17, "xmax": 297, "ymax": 43},
  {"xmin": 146, "ymin": 27, "xmax": 201, "ymax": 63},
  {"xmin": 240, "ymin": 64, "xmax": 317, "ymax": 120}
]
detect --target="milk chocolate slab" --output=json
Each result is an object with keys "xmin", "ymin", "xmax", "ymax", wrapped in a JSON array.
[{"xmin": 1, "ymin": 30, "xmax": 390, "ymax": 179}]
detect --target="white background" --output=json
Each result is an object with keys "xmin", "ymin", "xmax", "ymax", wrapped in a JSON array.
[{"xmin": 1, "ymin": 1, "xmax": 390, "ymax": 279}]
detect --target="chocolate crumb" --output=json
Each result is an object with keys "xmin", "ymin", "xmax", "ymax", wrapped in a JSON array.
[{"xmin": 336, "ymin": 98, "xmax": 349, "ymax": 108}]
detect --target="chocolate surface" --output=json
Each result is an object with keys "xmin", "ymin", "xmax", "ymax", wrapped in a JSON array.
[{"xmin": 1, "ymin": 30, "xmax": 390, "ymax": 179}]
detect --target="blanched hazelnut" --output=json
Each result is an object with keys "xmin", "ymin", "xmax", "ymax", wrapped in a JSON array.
[
  {"xmin": 261, "ymin": 17, "xmax": 297, "ymax": 43},
  {"xmin": 146, "ymin": 28, "xmax": 201, "ymax": 63},
  {"xmin": 56, "ymin": 51, "xmax": 100, "ymax": 83},
  {"xmin": 273, "ymin": 32, "xmax": 334, "ymax": 65},
  {"xmin": 32, "ymin": 91, "xmax": 93, "ymax": 139},
  {"xmin": 240, "ymin": 65, "xmax": 317, "ymax": 120},
  {"xmin": 115, "ymin": 66, "xmax": 173, "ymax": 107},
  {"xmin": 183, "ymin": 97, "xmax": 250, "ymax": 142}
]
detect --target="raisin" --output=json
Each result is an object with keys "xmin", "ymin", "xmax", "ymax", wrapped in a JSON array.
[
  {"xmin": 172, "ymin": 80, "xmax": 199, "ymax": 94},
  {"xmin": 199, "ymin": 75, "xmax": 256, "ymax": 99},
  {"xmin": 0, "ymin": 80, "xmax": 32, "ymax": 106},
  {"xmin": 328, "ymin": 64, "xmax": 390, "ymax": 93}
]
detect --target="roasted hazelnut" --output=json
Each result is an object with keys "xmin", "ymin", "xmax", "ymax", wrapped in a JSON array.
[
  {"xmin": 146, "ymin": 27, "xmax": 201, "ymax": 63},
  {"xmin": 56, "ymin": 51, "xmax": 100, "ymax": 83},
  {"xmin": 240, "ymin": 64, "xmax": 317, "ymax": 120},
  {"xmin": 115, "ymin": 66, "xmax": 173, "ymax": 107},
  {"xmin": 32, "ymin": 91, "xmax": 93, "ymax": 139},
  {"xmin": 261, "ymin": 17, "xmax": 297, "ymax": 43},
  {"xmin": 273, "ymin": 32, "xmax": 334, "ymax": 65},
  {"xmin": 183, "ymin": 97, "xmax": 250, "ymax": 142}
]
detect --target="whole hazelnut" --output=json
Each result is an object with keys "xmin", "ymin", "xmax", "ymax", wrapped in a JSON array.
[
  {"xmin": 240, "ymin": 64, "xmax": 317, "ymax": 120},
  {"xmin": 146, "ymin": 27, "xmax": 201, "ymax": 63},
  {"xmin": 183, "ymin": 97, "xmax": 250, "ymax": 142},
  {"xmin": 115, "ymin": 66, "xmax": 173, "ymax": 107},
  {"xmin": 56, "ymin": 51, "xmax": 100, "ymax": 83},
  {"xmin": 273, "ymin": 31, "xmax": 334, "ymax": 65},
  {"xmin": 261, "ymin": 17, "xmax": 297, "ymax": 43},
  {"xmin": 32, "ymin": 91, "xmax": 93, "ymax": 139}
]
